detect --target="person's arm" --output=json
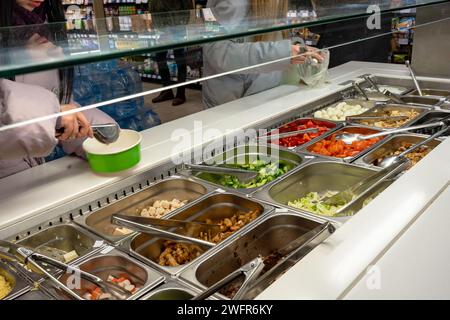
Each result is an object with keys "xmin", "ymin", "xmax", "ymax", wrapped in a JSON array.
[
  {"xmin": 0, "ymin": 79, "xmax": 59, "ymax": 160},
  {"xmin": 203, "ymin": 39, "xmax": 292, "ymax": 75},
  {"xmin": 60, "ymin": 105, "xmax": 116, "ymax": 158},
  {"xmin": 205, "ymin": 0, "xmax": 290, "ymax": 74}
]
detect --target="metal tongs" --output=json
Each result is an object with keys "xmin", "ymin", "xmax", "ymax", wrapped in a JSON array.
[
  {"xmin": 321, "ymin": 157, "xmax": 410, "ymax": 207},
  {"xmin": 182, "ymin": 163, "xmax": 258, "ymax": 184},
  {"xmin": 191, "ymin": 256, "xmax": 265, "ymax": 300},
  {"xmin": 241, "ymin": 222, "xmax": 335, "ymax": 299},
  {"xmin": 406, "ymin": 60, "xmax": 423, "ymax": 96},
  {"xmin": 363, "ymin": 75, "xmax": 381, "ymax": 93},
  {"xmin": 192, "ymin": 222, "xmax": 335, "ymax": 300},
  {"xmin": 111, "ymin": 214, "xmax": 218, "ymax": 248},
  {"xmin": 353, "ymin": 81, "xmax": 370, "ymax": 101},
  {"xmin": 346, "ymin": 115, "xmax": 409, "ymax": 122},
  {"xmin": 0, "ymin": 240, "xmax": 129, "ymax": 300},
  {"xmin": 335, "ymin": 120, "xmax": 446, "ymax": 145},
  {"xmin": 362, "ymin": 75, "xmax": 405, "ymax": 104}
]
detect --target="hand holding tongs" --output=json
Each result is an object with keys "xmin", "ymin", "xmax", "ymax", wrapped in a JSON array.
[
  {"xmin": 111, "ymin": 214, "xmax": 219, "ymax": 248},
  {"xmin": 191, "ymin": 256, "xmax": 265, "ymax": 300}
]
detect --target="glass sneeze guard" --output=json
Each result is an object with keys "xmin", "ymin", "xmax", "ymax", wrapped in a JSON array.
[{"xmin": 0, "ymin": 0, "xmax": 447, "ymax": 77}]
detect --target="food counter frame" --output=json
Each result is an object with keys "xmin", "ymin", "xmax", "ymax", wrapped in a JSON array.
[{"xmin": 1, "ymin": 61, "xmax": 450, "ymax": 299}]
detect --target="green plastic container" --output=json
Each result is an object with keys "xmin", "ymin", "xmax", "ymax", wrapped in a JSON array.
[{"xmin": 82, "ymin": 129, "xmax": 142, "ymax": 173}]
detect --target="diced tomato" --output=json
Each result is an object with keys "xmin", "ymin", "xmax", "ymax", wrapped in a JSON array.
[
  {"xmin": 308, "ymin": 132, "xmax": 381, "ymax": 158},
  {"xmin": 273, "ymin": 119, "xmax": 334, "ymax": 148}
]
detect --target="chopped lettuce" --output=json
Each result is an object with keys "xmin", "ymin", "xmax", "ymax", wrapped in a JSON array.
[
  {"xmin": 218, "ymin": 160, "xmax": 291, "ymax": 189},
  {"xmin": 288, "ymin": 191, "xmax": 344, "ymax": 217}
]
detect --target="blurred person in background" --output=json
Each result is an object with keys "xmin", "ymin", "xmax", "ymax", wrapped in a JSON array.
[
  {"xmin": 0, "ymin": 0, "xmax": 114, "ymax": 178},
  {"xmin": 149, "ymin": 0, "xmax": 194, "ymax": 106}
]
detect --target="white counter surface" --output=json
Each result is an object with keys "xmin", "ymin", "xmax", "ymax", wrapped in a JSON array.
[
  {"xmin": 1, "ymin": 61, "xmax": 449, "ymax": 299},
  {"xmin": 343, "ymin": 183, "xmax": 450, "ymax": 299}
]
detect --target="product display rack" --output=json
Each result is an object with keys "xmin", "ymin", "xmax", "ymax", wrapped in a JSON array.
[
  {"xmin": 63, "ymin": 0, "xmax": 150, "ymax": 19},
  {"xmin": 389, "ymin": 8, "xmax": 417, "ymax": 64}
]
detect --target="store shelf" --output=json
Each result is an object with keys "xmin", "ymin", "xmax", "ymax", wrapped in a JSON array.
[{"xmin": 1, "ymin": 0, "xmax": 446, "ymax": 77}]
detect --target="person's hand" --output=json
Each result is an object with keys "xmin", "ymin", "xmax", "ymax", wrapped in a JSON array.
[
  {"xmin": 291, "ymin": 45, "xmax": 325, "ymax": 65},
  {"xmin": 57, "ymin": 104, "xmax": 94, "ymax": 141}
]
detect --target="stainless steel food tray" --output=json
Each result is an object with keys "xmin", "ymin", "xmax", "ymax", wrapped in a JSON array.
[
  {"xmin": 399, "ymin": 95, "xmax": 445, "ymax": 107},
  {"xmin": 252, "ymin": 160, "xmax": 395, "ymax": 224},
  {"xmin": 310, "ymin": 99, "xmax": 378, "ymax": 122},
  {"xmin": 297, "ymin": 125, "xmax": 387, "ymax": 163},
  {"xmin": 408, "ymin": 89, "xmax": 450, "ymax": 99},
  {"xmin": 179, "ymin": 212, "xmax": 331, "ymax": 300},
  {"xmin": 16, "ymin": 223, "xmax": 104, "ymax": 269},
  {"xmin": 75, "ymin": 176, "xmax": 214, "ymax": 244},
  {"xmin": 139, "ymin": 281, "xmax": 203, "ymax": 300},
  {"xmin": 407, "ymin": 111, "xmax": 450, "ymax": 136},
  {"xmin": 14, "ymin": 287, "xmax": 55, "ymax": 300},
  {"xmin": 0, "ymin": 260, "xmax": 31, "ymax": 300},
  {"xmin": 358, "ymin": 75, "xmax": 413, "ymax": 96},
  {"xmin": 46, "ymin": 248, "xmax": 165, "ymax": 300},
  {"xmin": 353, "ymin": 133, "xmax": 443, "ymax": 168},
  {"xmin": 261, "ymin": 117, "xmax": 342, "ymax": 151},
  {"xmin": 180, "ymin": 145, "xmax": 311, "ymax": 195},
  {"xmin": 345, "ymin": 103, "xmax": 430, "ymax": 130},
  {"xmin": 118, "ymin": 192, "xmax": 274, "ymax": 277}
]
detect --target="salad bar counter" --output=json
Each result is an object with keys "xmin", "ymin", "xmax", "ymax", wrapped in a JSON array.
[{"xmin": 1, "ymin": 66, "xmax": 450, "ymax": 300}]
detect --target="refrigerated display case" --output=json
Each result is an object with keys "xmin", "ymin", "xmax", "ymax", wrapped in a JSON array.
[{"xmin": 1, "ymin": 0, "xmax": 450, "ymax": 300}]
